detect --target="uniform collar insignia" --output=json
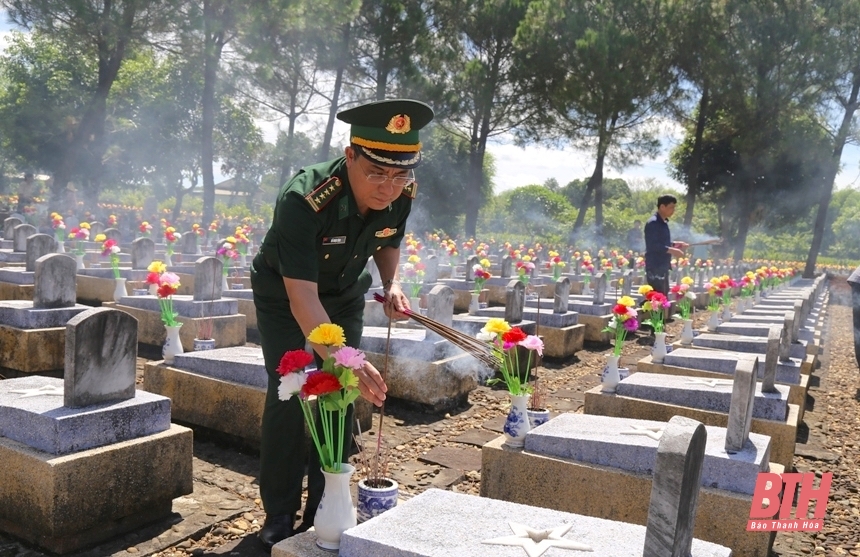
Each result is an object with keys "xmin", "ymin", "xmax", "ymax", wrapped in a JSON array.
[
  {"xmin": 375, "ymin": 227, "xmax": 397, "ymax": 238},
  {"xmin": 305, "ymin": 176, "xmax": 342, "ymax": 212},
  {"xmin": 402, "ymin": 181, "xmax": 418, "ymax": 199}
]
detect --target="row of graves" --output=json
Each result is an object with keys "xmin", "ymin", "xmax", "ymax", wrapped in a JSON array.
[{"xmin": 0, "ymin": 209, "xmax": 829, "ymax": 556}]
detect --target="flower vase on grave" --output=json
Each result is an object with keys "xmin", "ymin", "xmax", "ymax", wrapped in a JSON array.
[
  {"xmin": 162, "ymin": 324, "xmax": 184, "ymax": 364},
  {"xmin": 468, "ymin": 292, "xmax": 480, "ymax": 315},
  {"xmin": 356, "ymin": 477, "xmax": 398, "ymax": 524},
  {"xmin": 231, "ymin": 281, "xmax": 244, "ymax": 290},
  {"xmin": 56, "ymin": 241, "xmax": 65, "ymax": 254},
  {"xmin": 706, "ymin": 311, "xmax": 720, "ymax": 331},
  {"xmin": 601, "ymin": 354, "xmax": 622, "ymax": 393},
  {"xmin": 314, "ymin": 463, "xmax": 357, "ymax": 550},
  {"xmin": 193, "ymin": 338, "xmax": 216, "ymax": 351},
  {"xmin": 149, "ymin": 283, "xmax": 158, "ymax": 296},
  {"xmin": 582, "ymin": 282, "xmax": 591, "ymax": 296},
  {"xmin": 164, "ymin": 253, "xmax": 173, "ymax": 266},
  {"xmin": 754, "ymin": 290, "xmax": 761, "ymax": 304},
  {"xmin": 652, "ymin": 332, "xmax": 668, "ymax": 364},
  {"xmin": 75, "ymin": 254, "xmax": 85, "ymax": 270},
  {"xmin": 222, "ymin": 273, "xmax": 229, "ymax": 292},
  {"xmin": 133, "ymin": 288, "xmax": 148, "ymax": 296},
  {"xmin": 721, "ymin": 304, "xmax": 732, "ymax": 321},
  {"xmin": 240, "ymin": 252, "xmax": 247, "ymax": 268},
  {"xmin": 113, "ymin": 278, "xmax": 127, "ymax": 302},
  {"xmin": 503, "ymin": 393, "xmax": 531, "ymax": 448},
  {"xmin": 680, "ymin": 319, "xmax": 694, "ymax": 345},
  {"xmin": 527, "ymin": 408, "xmax": 551, "ymax": 428}
]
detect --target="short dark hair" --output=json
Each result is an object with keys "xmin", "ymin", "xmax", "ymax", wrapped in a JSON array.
[{"xmin": 657, "ymin": 194, "xmax": 677, "ymax": 208}]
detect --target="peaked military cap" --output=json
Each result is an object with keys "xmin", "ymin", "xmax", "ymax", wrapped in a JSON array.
[{"xmin": 337, "ymin": 99, "xmax": 434, "ymax": 169}]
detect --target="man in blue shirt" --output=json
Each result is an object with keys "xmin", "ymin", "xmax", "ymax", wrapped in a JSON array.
[{"xmin": 644, "ymin": 194, "xmax": 687, "ymax": 295}]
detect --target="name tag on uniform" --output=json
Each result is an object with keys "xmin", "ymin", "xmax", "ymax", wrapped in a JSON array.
[
  {"xmin": 375, "ymin": 228, "xmax": 397, "ymax": 238},
  {"xmin": 322, "ymin": 236, "xmax": 346, "ymax": 245}
]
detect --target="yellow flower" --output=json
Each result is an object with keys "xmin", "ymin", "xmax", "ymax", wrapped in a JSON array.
[
  {"xmin": 408, "ymin": 254, "xmax": 420, "ymax": 263},
  {"xmin": 638, "ymin": 284, "xmax": 653, "ymax": 296},
  {"xmin": 226, "ymin": 236, "xmax": 237, "ymax": 244},
  {"xmin": 522, "ymin": 255, "xmax": 532, "ymax": 262},
  {"xmin": 80, "ymin": 222, "xmax": 90, "ymax": 229},
  {"xmin": 148, "ymin": 261, "xmax": 166, "ymax": 273},
  {"xmin": 308, "ymin": 323, "xmax": 346, "ymax": 347},
  {"xmin": 618, "ymin": 296, "xmax": 636, "ymax": 307},
  {"xmin": 480, "ymin": 258, "xmax": 491, "ymax": 268},
  {"xmin": 681, "ymin": 276, "xmax": 694, "ymax": 285},
  {"xmin": 94, "ymin": 233, "xmax": 106, "ymax": 242},
  {"xmin": 483, "ymin": 318, "xmax": 511, "ymax": 335}
]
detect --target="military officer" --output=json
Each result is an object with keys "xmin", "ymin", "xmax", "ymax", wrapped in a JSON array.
[{"xmin": 252, "ymin": 99, "xmax": 434, "ymax": 550}]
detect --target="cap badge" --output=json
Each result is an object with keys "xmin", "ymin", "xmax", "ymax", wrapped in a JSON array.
[
  {"xmin": 385, "ymin": 114, "xmax": 411, "ymax": 134},
  {"xmin": 375, "ymin": 227, "xmax": 397, "ymax": 238}
]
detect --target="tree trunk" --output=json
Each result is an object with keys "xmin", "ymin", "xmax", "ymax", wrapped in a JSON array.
[
  {"xmin": 200, "ymin": 0, "xmax": 228, "ymax": 227},
  {"xmin": 804, "ymin": 73, "xmax": 860, "ymax": 277},
  {"xmin": 172, "ymin": 175, "xmax": 185, "ymax": 223},
  {"xmin": 319, "ymin": 23, "xmax": 350, "ymax": 161},
  {"xmin": 684, "ymin": 83, "xmax": 709, "ymax": 227},
  {"xmin": 573, "ymin": 116, "xmax": 614, "ymax": 238},
  {"xmin": 733, "ymin": 188, "xmax": 753, "ymax": 261}
]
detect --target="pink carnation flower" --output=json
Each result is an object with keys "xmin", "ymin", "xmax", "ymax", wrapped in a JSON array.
[
  {"xmin": 332, "ymin": 346, "xmax": 366, "ymax": 370},
  {"xmin": 160, "ymin": 272, "xmax": 181, "ymax": 286},
  {"xmin": 518, "ymin": 335, "xmax": 544, "ymax": 356}
]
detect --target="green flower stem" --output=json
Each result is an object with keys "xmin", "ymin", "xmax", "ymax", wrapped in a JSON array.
[{"xmin": 300, "ymin": 399, "xmax": 326, "ymax": 471}]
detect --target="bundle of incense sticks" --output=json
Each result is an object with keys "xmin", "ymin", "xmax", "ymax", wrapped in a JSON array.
[{"xmin": 372, "ymin": 293, "xmax": 499, "ymax": 370}]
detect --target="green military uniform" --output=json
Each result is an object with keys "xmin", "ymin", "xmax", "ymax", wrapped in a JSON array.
[{"xmin": 251, "ymin": 156, "xmax": 412, "ymax": 519}]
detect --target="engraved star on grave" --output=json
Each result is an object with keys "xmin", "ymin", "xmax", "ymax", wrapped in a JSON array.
[
  {"xmin": 619, "ymin": 424, "xmax": 665, "ymax": 441},
  {"xmin": 685, "ymin": 378, "xmax": 734, "ymax": 388},
  {"xmin": 482, "ymin": 522, "xmax": 593, "ymax": 557},
  {"xmin": 9, "ymin": 384, "xmax": 64, "ymax": 398}
]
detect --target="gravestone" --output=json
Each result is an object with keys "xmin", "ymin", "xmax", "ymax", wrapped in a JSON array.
[
  {"xmin": 696, "ymin": 270, "xmax": 704, "ymax": 290},
  {"xmin": 424, "ymin": 255, "xmax": 439, "ymax": 284},
  {"xmin": 104, "ymin": 228, "xmax": 122, "ymax": 243},
  {"xmin": 131, "ymin": 237, "xmax": 155, "ymax": 270},
  {"xmin": 643, "ymin": 416, "xmax": 707, "ymax": 557},
  {"xmin": 425, "ymin": 284, "xmax": 454, "ymax": 328},
  {"xmin": 3, "ymin": 216, "xmax": 23, "ymax": 240},
  {"xmin": 592, "ymin": 271, "xmax": 607, "ymax": 304},
  {"xmin": 193, "ymin": 256, "xmax": 223, "ymax": 301},
  {"xmin": 64, "ymin": 307, "xmax": 137, "ymax": 408},
  {"xmin": 13, "ymin": 223, "xmax": 37, "ymax": 252},
  {"xmin": 621, "ymin": 269, "xmax": 633, "ymax": 297},
  {"xmin": 725, "ymin": 358, "xmax": 757, "ymax": 454},
  {"xmin": 181, "ymin": 232, "xmax": 198, "ymax": 255},
  {"xmin": 33, "ymin": 254, "xmax": 77, "ymax": 309},
  {"xmin": 780, "ymin": 316, "xmax": 793, "ymax": 362},
  {"xmin": 554, "ymin": 277, "xmax": 570, "ymax": 314},
  {"xmin": 465, "ymin": 255, "xmax": 479, "ymax": 282},
  {"xmin": 788, "ymin": 308, "xmax": 800, "ymax": 343},
  {"xmin": 89, "ymin": 221, "xmax": 105, "ymax": 238},
  {"xmin": 762, "ymin": 327, "xmax": 781, "ymax": 393},
  {"xmin": 505, "ymin": 279, "xmax": 525, "ymax": 323},
  {"xmin": 500, "ymin": 255, "xmax": 512, "ymax": 278},
  {"xmin": 25, "ymin": 234, "xmax": 57, "ymax": 272}
]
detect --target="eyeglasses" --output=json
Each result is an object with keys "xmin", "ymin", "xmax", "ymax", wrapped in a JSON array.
[{"xmin": 357, "ymin": 156, "xmax": 414, "ymax": 188}]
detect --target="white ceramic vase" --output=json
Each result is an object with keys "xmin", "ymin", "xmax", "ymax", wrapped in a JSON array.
[
  {"xmin": 240, "ymin": 252, "xmax": 247, "ymax": 267},
  {"xmin": 503, "ymin": 393, "xmax": 531, "ymax": 448},
  {"xmin": 56, "ymin": 241, "xmax": 65, "ymax": 254},
  {"xmin": 602, "ymin": 354, "xmax": 622, "ymax": 393},
  {"xmin": 680, "ymin": 318, "xmax": 694, "ymax": 345},
  {"xmin": 222, "ymin": 274, "xmax": 229, "ymax": 292},
  {"xmin": 149, "ymin": 283, "xmax": 158, "ymax": 296},
  {"xmin": 582, "ymin": 282, "xmax": 591, "ymax": 296},
  {"xmin": 314, "ymin": 464, "xmax": 357, "ymax": 551},
  {"xmin": 652, "ymin": 332, "xmax": 668, "ymax": 363},
  {"xmin": 162, "ymin": 324, "xmax": 184, "ymax": 364},
  {"xmin": 164, "ymin": 253, "xmax": 173, "ymax": 266},
  {"xmin": 113, "ymin": 277, "xmax": 127, "ymax": 302},
  {"xmin": 721, "ymin": 305, "xmax": 732, "ymax": 321},
  {"xmin": 707, "ymin": 311, "xmax": 720, "ymax": 331},
  {"xmin": 468, "ymin": 293, "xmax": 480, "ymax": 315},
  {"xmin": 75, "ymin": 254, "xmax": 85, "ymax": 270},
  {"xmin": 754, "ymin": 290, "xmax": 761, "ymax": 304}
]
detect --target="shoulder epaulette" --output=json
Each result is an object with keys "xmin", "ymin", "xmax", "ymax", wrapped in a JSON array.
[
  {"xmin": 402, "ymin": 181, "xmax": 418, "ymax": 199},
  {"xmin": 305, "ymin": 177, "xmax": 342, "ymax": 212}
]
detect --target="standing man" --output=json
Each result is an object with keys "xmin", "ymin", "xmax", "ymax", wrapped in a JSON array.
[
  {"xmin": 251, "ymin": 99, "xmax": 434, "ymax": 550},
  {"xmin": 643, "ymin": 194, "xmax": 687, "ymax": 295},
  {"xmin": 848, "ymin": 265, "xmax": 860, "ymax": 369}
]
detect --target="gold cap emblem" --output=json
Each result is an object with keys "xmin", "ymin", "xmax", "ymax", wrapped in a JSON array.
[{"xmin": 385, "ymin": 114, "xmax": 411, "ymax": 134}]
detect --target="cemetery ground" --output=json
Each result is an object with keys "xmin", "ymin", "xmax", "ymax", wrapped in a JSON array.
[{"xmin": 0, "ymin": 279, "xmax": 858, "ymax": 557}]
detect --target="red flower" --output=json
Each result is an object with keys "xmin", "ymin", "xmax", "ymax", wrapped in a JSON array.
[
  {"xmin": 146, "ymin": 272, "xmax": 160, "ymax": 285},
  {"xmin": 301, "ymin": 371, "xmax": 342, "ymax": 397},
  {"xmin": 103, "ymin": 239, "xmax": 117, "ymax": 249},
  {"xmin": 613, "ymin": 303, "xmax": 628, "ymax": 315},
  {"xmin": 157, "ymin": 283, "xmax": 177, "ymax": 298},
  {"xmin": 502, "ymin": 327, "xmax": 527, "ymax": 344},
  {"xmin": 277, "ymin": 350, "xmax": 314, "ymax": 376}
]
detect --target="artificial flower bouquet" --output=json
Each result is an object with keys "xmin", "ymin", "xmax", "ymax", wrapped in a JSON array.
[
  {"xmin": 548, "ymin": 251, "xmax": 565, "ymax": 280},
  {"xmin": 276, "ymin": 324, "xmax": 362, "ymax": 473},
  {"xmin": 473, "ymin": 259, "xmax": 491, "ymax": 295},
  {"xmin": 164, "ymin": 227, "xmax": 180, "ymax": 255},
  {"xmin": 101, "ymin": 238, "xmax": 121, "ymax": 279},
  {"xmin": 707, "ymin": 278, "xmax": 725, "ymax": 312},
  {"xmin": 217, "ymin": 240, "xmax": 238, "ymax": 275},
  {"xmin": 638, "ymin": 285, "xmax": 670, "ymax": 333},
  {"xmin": 151, "ymin": 264, "xmax": 181, "ymax": 326},
  {"xmin": 515, "ymin": 258, "xmax": 535, "ymax": 287},
  {"xmin": 602, "ymin": 296, "xmax": 639, "ymax": 356},
  {"xmin": 50, "ymin": 212, "xmax": 65, "ymax": 243},
  {"xmin": 402, "ymin": 255, "xmax": 426, "ymax": 298},
  {"xmin": 68, "ymin": 222, "xmax": 90, "ymax": 255},
  {"xmin": 478, "ymin": 318, "xmax": 544, "ymax": 396},
  {"xmin": 139, "ymin": 221, "xmax": 152, "ymax": 237},
  {"xmin": 670, "ymin": 276, "xmax": 696, "ymax": 319}
]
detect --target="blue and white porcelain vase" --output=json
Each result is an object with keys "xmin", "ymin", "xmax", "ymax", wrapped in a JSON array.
[
  {"xmin": 314, "ymin": 464, "xmax": 357, "ymax": 550},
  {"xmin": 162, "ymin": 324, "xmax": 183, "ymax": 364},
  {"xmin": 527, "ymin": 408, "xmax": 551, "ymax": 428},
  {"xmin": 679, "ymin": 318, "xmax": 694, "ymax": 345},
  {"xmin": 601, "ymin": 354, "xmax": 622, "ymax": 393},
  {"xmin": 651, "ymin": 332, "xmax": 668, "ymax": 363},
  {"xmin": 357, "ymin": 477, "xmax": 398, "ymax": 523},
  {"xmin": 503, "ymin": 393, "xmax": 531, "ymax": 447},
  {"xmin": 468, "ymin": 293, "xmax": 480, "ymax": 315}
]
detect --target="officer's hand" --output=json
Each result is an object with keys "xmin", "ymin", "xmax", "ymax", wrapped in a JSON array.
[
  {"xmin": 383, "ymin": 283, "xmax": 411, "ymax": 320},
  {"xmin": 357, "ymin": 361, "xmax": 388, "ymax": 406},
  {"xmin": 668, "ymin": 247, "xmax": 685, "ymax": 258}
]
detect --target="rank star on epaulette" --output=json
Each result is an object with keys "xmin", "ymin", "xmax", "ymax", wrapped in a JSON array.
[
  {"xmin": 305, "ymin": 177, "xmax": 342, "ymax": 212},
  {"xmin": 402, "ymin": 181, "xmax": 418, "ymax": 199},
  {"xmin": 375, "ymin": 227, "xmax": 397, "ymax": 238}
]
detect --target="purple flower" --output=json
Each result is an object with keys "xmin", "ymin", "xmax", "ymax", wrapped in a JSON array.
[
  {"xmin": 503, "ymin": 341, "xmax": 516, "ymax": 351},
  {"xmin": 623, "ymin": 318, "xmax": 639, "ymax": 332},
  {"xmin": 518, "ymin": 335, "xmax": 544, "ymax": 357},
  {"xmin": 332, "ymin": 346, "xmax": 366, "ymax": 370}
]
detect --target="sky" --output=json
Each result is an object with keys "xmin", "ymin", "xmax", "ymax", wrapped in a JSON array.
[{"xmin": 1, "ymin": 12, "xmax": 858, "ymax": 194}]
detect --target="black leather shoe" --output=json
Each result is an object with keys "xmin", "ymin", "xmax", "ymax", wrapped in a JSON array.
[{"xmin": 258, "ymin": 514, "xmax": 294, "ymax": 551}]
